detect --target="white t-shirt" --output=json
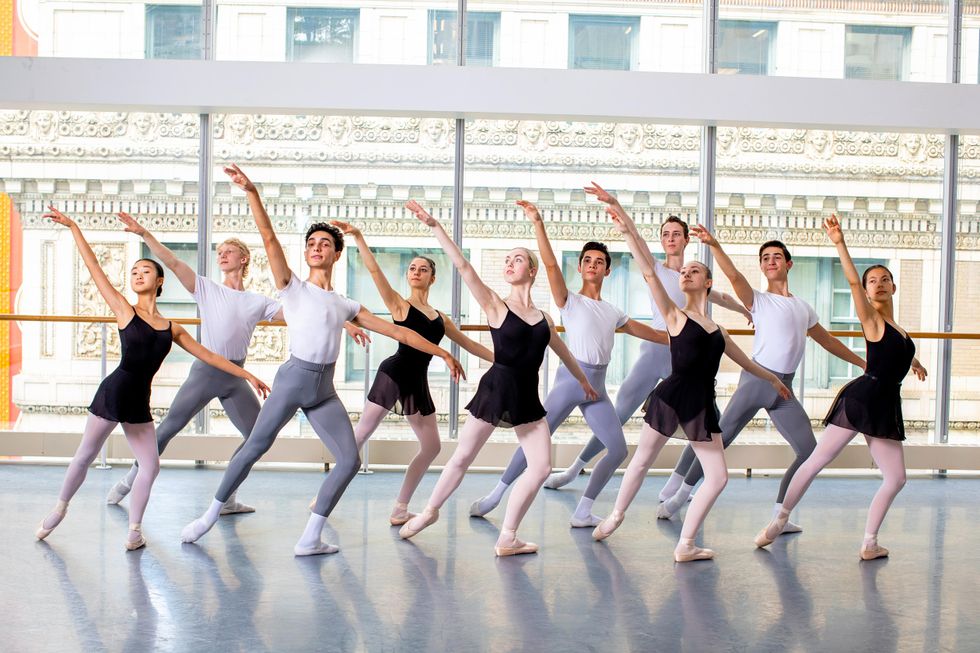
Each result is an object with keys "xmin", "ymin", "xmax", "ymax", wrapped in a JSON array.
[
  {"xmin": 750, "ymin": 290, "xmax": 819, "ymax": 374},
  {"xmin": 192, "ymin": 275, "xmax": 281, "ymax": 361},
  {"xmin": 649, "ymin": 261, "xmax": 687, "ymax": 331},
  {"xmin": 277, "ymin": 273, "xmax": 361, "ymax": 365},
  {"xmin": 559, "ymin": 292, "xmax": 629, "ymax": 365}
]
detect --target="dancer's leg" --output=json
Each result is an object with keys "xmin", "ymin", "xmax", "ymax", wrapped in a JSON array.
[
  {"xmin": 39, "ymin": 414, "xmax": 117, "ymax": 536},
  {"xmin": 861, "ymin": 436, "xmax": 905, "ymax": 558},
  {"xmin": 766, "ymin": 389, "xmax": 816, "ymax": 531},
  {"xmin": 576, "ymin": 396, "xmax": 627, "ymax": 525},
  {"xmin": 592, "ymin": 424, "xmax": 670, "ymax": 540},
  {"xmin": 399, "ymin": 417, "xmax": 496, "ymax": 539},
  {"xmin": 122, "ymin": 421, "xmax": 160, "ymax": 547},
  {"xmin": 497, "ymin": 419, "xmax": 552, "ymax": 554},
  {"xmin": 675, "ymin": 436, "xmax": 726, "ymax": 561},
  {"xmin": 354, "ymin": 401, "xmax": 390, "ymax": 450},
  {"xmin": 755, "ymin": 424, "xmax": 856, "ymax": 546},
  {"xmin": 396, "ymin": 411, "xmax": 441, "ymax": 506},
  {"xmin": 216, "ymin": 376, "xmax": 264, "ymax": 513}
]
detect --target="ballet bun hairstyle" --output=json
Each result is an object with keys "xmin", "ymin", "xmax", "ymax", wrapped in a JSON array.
[
  {"xmin": 579, "ymin": 241, "xmax": 612, "ymax": 268},
  {"xmin": 661, "ymin": 215, "xmax": 689, "ymax": 239},
  {"xmin": 519, "ymin": 248, "xmax": 539, "ymax": 275},
  {"xmin": 700, "ymin": 261, "xmax": 713, "ymax": 295},
  {"xmin": 861, "ymin": 264, "xmax": 893, "ymax": 289},
  {"xmin": 220, "ymin": 238, "xmax": 252, "ymax": 279},
  {"xmin": 305, "ymin": 222, "xmax": 345, "ymax": 253},
  {"xmin": 136, "ymin": 258, "xmax": 165, "ymax": 297}
]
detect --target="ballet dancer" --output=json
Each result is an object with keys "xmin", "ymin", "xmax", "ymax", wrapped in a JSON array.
[
  {"xmin": 468, "ymin": 199, "xmax": 667, "ymax": 527},
  {"xmin": 656, "ymin": 227, "xmax": 866, "ymax": 529},
  {"xmin": 590, "ymin": 198, "xmax": 791, "ymax": 562},
  {"xmin": 36, "ymin": 206, "xmax": 270, "ymax": 550},
  {"xmin": 329, "ymin": 219, "xmax": 494, "ymax": 526},
  {"xmin": 179, "ymin": 165, "xmax": 463, "ymax": 555},
  {"xmin": 755, "ymin": 215, "xmax": 927, "ymax": 560},
  {"xmin": 398, "ymin": 200, "xmax": 598, "ymax": 556},
  {"xmin": 544, "ymin": 188, "xmax": 750, "ymax": 493}
]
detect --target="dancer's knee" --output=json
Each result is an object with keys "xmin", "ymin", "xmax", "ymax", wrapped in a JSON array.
[
  {"xmin": 604, "ymin": 438, "xmax": 628, "ymax": 465},
  {"xmin": 418, "ymin": 438, "xmax": 441, "ymax": 461}
]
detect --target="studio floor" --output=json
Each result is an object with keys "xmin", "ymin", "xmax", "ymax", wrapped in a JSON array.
[{"xmin": 1, "ymin": 463, "xmax": 976, "ymax": 653}]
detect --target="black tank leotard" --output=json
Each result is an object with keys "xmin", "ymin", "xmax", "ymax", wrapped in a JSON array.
[
  {"xmin": 367, "ymin": 304, "xmax": 446, "ymax": 416},
  {"xmin": 644, "ymin": 316, "xmax": 725, "ymax": 442},
  {"xmin": 465, "ymin": 308, "xmax": 550, "ymax": 428},
  {"xmin": 89, "ymin": 312, "xmax": 173, "ymax": 424},
  {"xmin": 824, "ymin": 321, "xmax": 915, "ymax": 441}
]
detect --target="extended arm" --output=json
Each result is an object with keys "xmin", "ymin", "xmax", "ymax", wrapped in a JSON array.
[
  {"xmin": 807, "ymin": 322, "xmax": 866, "ymax": 370},
  {"xmin": 824, "ymin": 215, "xmax": 881, "ymax": 337},
  {"xmin": 545, "ymin": 316, "xmax": 598, "ymax": 401},
  {"xmin": 331, "ymin": 220, "xmax": 408, "ymax": 318},
  {"xmin": 224, "ymin": 164, "xmax": 292, "ymax": 289},
  {"xmin": 517, "ymin": 200, "xmax": 569, "ymax": 308},
  {"xmin": 708, "ymin": 290, "xmax": 753, "ymax": 323},
  {"xmin": 618, "ymin": 319, "xmax": 669, "ymax": 345},
  {"xmin": 117, "ymin": 212, "xmax": 197, "ymax": 294},
  {"xmin": 691, "ymin": 225, "xmax": 756, "ymax": 309},
  {"xmin": 722, "ymin": 330, "xmax": 791, "ymax": 399},
  {"xmin": 443, "ymin": 316, "xmax": 494, "ymax": 363},
  {"xmin": 352, "ymin": 308, "xmax": 465, "ymax": 381},
  {"xmin": 172, "ymin": 324, "xmax": 271, "ymax": 398}
]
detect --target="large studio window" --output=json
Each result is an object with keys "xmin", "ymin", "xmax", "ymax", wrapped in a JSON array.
[
  {"xmin": 568, "ymin": 15, "xmax": 639, "ymax": 71},
  {"xmin": 286, "ymin": 8, "xmax": 359, "ymax": 63}
]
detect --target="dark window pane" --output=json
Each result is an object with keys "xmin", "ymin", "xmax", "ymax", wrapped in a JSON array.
[
  {"xmin": 569, "ymin": 15, "xmax": 638, "ymax": 71},
  {"xmin": 430, "ymin": 10, "xmax": 499, "ymax": 66},
  {"xmin": 717, "ymin": 20, "xmax": 776, "ymax": 75},
  {"xmin": 845, "ymin": 25, "xmax": 912, "ymax": 81}
]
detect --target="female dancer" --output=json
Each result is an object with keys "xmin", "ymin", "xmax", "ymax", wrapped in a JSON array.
[
  {"xmin": 180, "ymin": 165, "xmax": 463, "ymax": 556},
  {"xmin": 37, "ymin": 207, "xmax": 270, "ymax": 550},
  {"xmin": 329, "ymin": 219, "xmax": 494, "ymax": 525},
  {"xmin": 398, "ymin": 200, "xmax": 598, "ymax": 556},
  {"xmin": 590, "ymin": 198, "xmax": 791, "ymax": 562},
  {"xmin": 755, "ymin": 215, "xmax": 927, "ymax": 560}
]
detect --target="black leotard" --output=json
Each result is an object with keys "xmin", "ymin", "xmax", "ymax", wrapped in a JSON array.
[
  {"xmin": 644, "ymin": 316, "xmax": 725, "ymax": 442},
  {"xmin": 367, "ymin": 304, "xmax": 446, "ymax": 416},
  {"xmin": 824, "ymin": 321, "xmax": 915, "ymax": 441},
  {"xmin": 89, "ymin": 312, "xmax": 172, "ymax": 424},
  {"xmin": 465, "ymin": 308, "xmax": 550, "ymax": 428}
]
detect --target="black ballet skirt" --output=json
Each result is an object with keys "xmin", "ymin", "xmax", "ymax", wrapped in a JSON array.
[
  {"xmin": 366, "ymin": 304, "xmax": 446, "ymax": 416},
  {"xmin": 465, "ymin": 308, "xmax": 550, "ymax": 428},
  {"xmin": 824, "ymin": 321, "xmax": 915, "ymax": 441},
  {"xmin": 89, "ymin": 312, "xmax": 173, "ymax": 424},
  {"xmin": 644, "ymin": 317, "xmax": 725, "ymax": 442}
]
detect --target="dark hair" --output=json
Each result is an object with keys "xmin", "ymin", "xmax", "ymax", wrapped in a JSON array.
[
  {"xmin": 660, "ymin": 216, "xmax": 689, "ymax": 239},
  {"xmin": 699, "ymin": 261, "xmax": 713, "ymax": 295},
  {"xmin": 759, "ymin": 240, "xmax": 792, "ymax": 262},
  {"xmin": 412, "ymin": 255, "xmax": 437, "ymax": 276},
  {"xmin": 135, "ymin": 258, "xmax": 165, "ymax": 297},
  {"xmin": 304, "ymin": 222, "xmax": 344, "ymax": 253},
  {"xmin": 861, "ymin": 264, "xmax": 892, "ymax": 289},
  {"xmin": 579, "ymin": 241, "xmax": 611, "ymax": 268}
]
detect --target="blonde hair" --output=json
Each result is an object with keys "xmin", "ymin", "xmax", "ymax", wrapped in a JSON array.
[
  {"xmin": 220, "ymin": 238, "xmax": 252, "ymax": 279},
  {"xmin": 516, "ymin": 248, "xmax": 539, "ymax": 272}
]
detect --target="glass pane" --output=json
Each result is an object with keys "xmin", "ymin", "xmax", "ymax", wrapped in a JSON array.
[
  {"xmin": 146, "ymin": 5, "xmax": 202, "ymax": 59},
  {"xmin": 429, "ymin": 10, "xmax": 499, "ymax": 66},
  {"xmin": 952, "ymin": 135, "xmax": 980, "ymax": 440},
  {"xmin": 718, "ymin": 1, "xmax": 948, "ymax": 81},
  {"xmin": 569, "ymin": 15, "xmax": 639, "ymax": 70},
  {"xmin": 286, "ymin": 8, "xmax": 358, "ymax": 62}
]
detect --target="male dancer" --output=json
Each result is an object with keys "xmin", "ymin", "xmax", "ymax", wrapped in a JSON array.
[
  {"xmin": 471, "ymin": 199, "xmax": 670, "ymax": 526},
  {"xmin": 180, "ymin": 164, "xmax": 463, "ymax": 555},
  {"xmin": 545, "ymin": 196, "xmax": 750, "ymax": 493},
  {"xmin": 657, "ymin": 227, "xmax": 865, "ymax": 531}
]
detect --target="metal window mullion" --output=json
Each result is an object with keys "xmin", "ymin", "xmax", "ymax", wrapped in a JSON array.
[
  {"xmin": 447, "ymin": 0, "xmax": 466, "ymax": 439},
  {"xmin": 699, "ymin": 0, "xmax": 719, "ymax": 277}
]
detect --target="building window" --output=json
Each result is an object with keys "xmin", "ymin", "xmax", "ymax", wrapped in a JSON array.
[
  {"xmin": 286, "ymin": 8, "xmax": 358, "ymax": 63},
  {"xmin": 845, "ymin": 25, "xmax": 912, "ymax": 81},
  {"xmin": 568, "ymin": 15, "xmax": 639, "ymax": 71},
  {"xmin": 429, "ymin": 11, "xmax": 499, "ymax": 66},
  {"xmin": 717, "ymin": 20, "xmax": 776, "ymax": 75},
  {"xmin": 145, "ymin": 5, "xmax": 201, "ymax": 60}
]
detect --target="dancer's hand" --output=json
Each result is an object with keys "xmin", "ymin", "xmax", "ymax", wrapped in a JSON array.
[
  {"xmin": 911, "ymin": 359, "xmax": 928, "ymax": 381},
  {"xmin": 44, "ymin": 205, "xmax": 76, "ymax": 229},
  {"xmin": 442, "ymin": 352, "xmax": 466, "ymax": 382},
  {"xmin": 344, "ymin": 321, "xmax": 371, "ymax": 347},
  {"xmin": 516, "ymin": 200, "xmax": 543, "ymax": 223},
  {"xmin": 690, "ymin": 225, "xmax": 719, "ymax": 248},
  {"xmin": 581, "ymin": 380, "xmax": 599, "ymax": 402},
  {"xmin": 117, "ymin": 211, "xmax": 147, "ymax": 236},
  {"xmin": 584, "ymin": 181, "xmax": 621, "ymax": 208},
  {"xmin": 247, "ymin": 374, "xmax": 271, "ymax": 399},
  {"xmin": 223, "ymin": 163, "xmax": 256, "ymax": 193},
  {"xmin": 405, "ymin": 200, "xmax": 437, "ymax": 227},
  {"xmin": 604, "ymin": 207, "xmax": 629, "ymax": 234},
  {"xmin": 823, "ymin": 214, "xmax": 844, "ymax": 244},
  {"xmin": 330, "ymin": 220, "xmax": 362, "ymax": 239},
  {"xmin": 772, "ymin": 378, "xmax": 792, "ymax": 400}
]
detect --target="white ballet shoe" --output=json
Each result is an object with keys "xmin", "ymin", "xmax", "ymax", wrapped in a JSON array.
[
  {"xmin": 569, "ymin": 514, "xmax": 602, "ymax": 528},
  {"xmin": 294, "ymin": 541, "xmax": 340, "ymax": 556},
  {"xmin": 220, "ymin": 500, "xmax": 256, "ymax": 515},
  {"xmin": 469, "ymin": 497, "xmax": 496, "ymax": 517},
  {"xmin": 180, "ymin": 517, "xmax": 215, "ymax": 544},
  {"xmin": 543, "ymin": 471, "xmax": 574, "ymax": 490},
  {"xmin": 106, "ymin": 480, "xmax": 131, "ymax": 505}
]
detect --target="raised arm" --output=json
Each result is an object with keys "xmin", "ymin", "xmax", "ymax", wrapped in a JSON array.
[
  {"xmin": 443, "ymin": 316, "xmax": 495, "ymax": 363},
  {"xmin": 405, "ymin": 200, "xmax": 505, "ymax": 321},
  {"xmin": 691, "ymin": 225, "xmax": 756, "ymax": 310},
  {"xmin": 517, "ymin": 200, "xmax": 569, "ymax": 308},
  {"xmin": 585, "ymin": 182, "xmax": 661, "ymax": 275},
  {"xmin": 171, "ymin": 323, "xmax": 271, "ymax": 397},
  {"xmin": 618, "ymin": 319, "xmax": 670, "ymax": 345},
  {"xmin": 352, "ymin": 307, "xmax": 465, "ymax": 381},
  {"xmin": 331, "ymin": 220, "xmax": 408, "ymax": 318},
  {"xmin": 823, "ymin": 215, "xmax": 882, "ymax": 338},
  {"xmin": 721, "ymin": 329, "xmax": 791, "ymax": 399},
  {"xmin": 44, "ymin": 206, "xmax": 131, "ymax": 320},
  {"xmin": 117, "ymin": 212, "xmax": 197, "ymax": 294},
  {"xmin": 224, "ymin": 164, "xmax": 292, "ymax": 289},
  {"xmin": 544, "ymin": 314, "xmax": 598, "ymax": 401},
  {"xmin": 807, "ymin": 322, "xmax": 866, "ymax": 370}
]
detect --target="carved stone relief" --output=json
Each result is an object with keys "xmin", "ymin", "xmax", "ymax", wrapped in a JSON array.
[{"xmin": 73, "ymin": 243, "xmax": 125, "ymax": 359}]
